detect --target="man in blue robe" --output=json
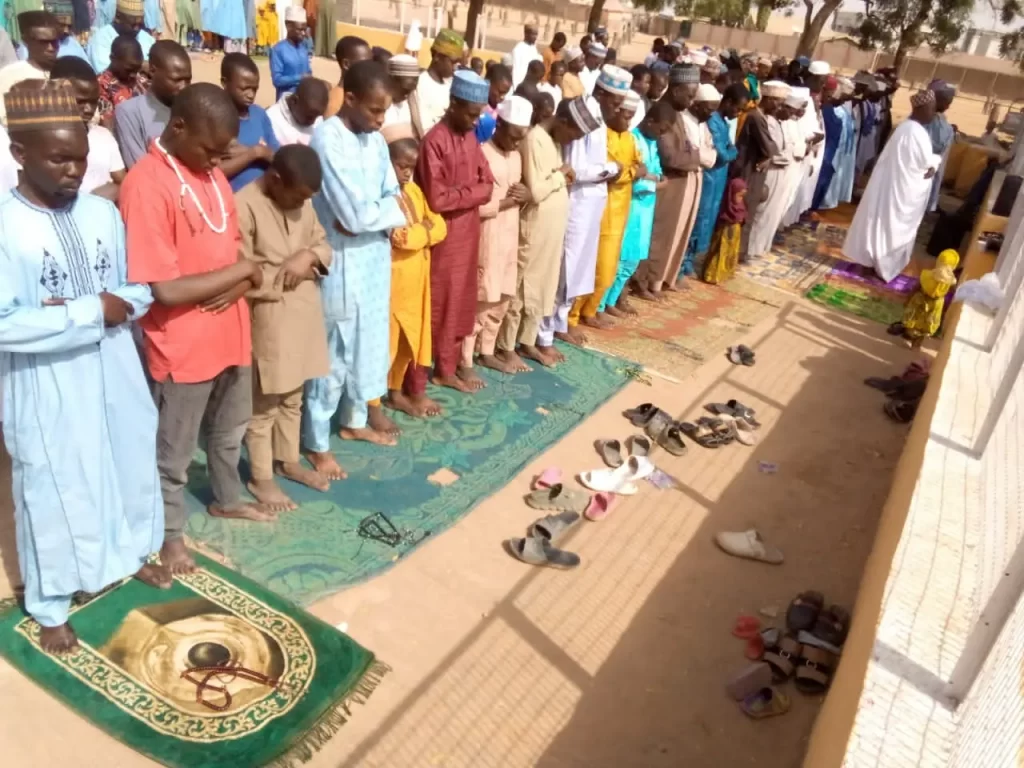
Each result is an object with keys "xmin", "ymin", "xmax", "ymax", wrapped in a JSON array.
[
  {"xmin": 302, "ymin": 60, "xmax": 408, "ymax": 477},
  {"xmin": 270, "ymin": 6, "xmax": 312, "ymax": 100},
  {"xmin": 87, "ymin": 0, "xmax": 156, "ymax": 74},
  {"xmin": 813, "ymin": 81, "xmax": 843, "ymax": 210},
  {"xmin": 0, "ymin": 80, "xmax": 169, "ymax": 654},
  {"xmin": 818, "ymin": 78, "xmax": 857, "ymax": 210}
]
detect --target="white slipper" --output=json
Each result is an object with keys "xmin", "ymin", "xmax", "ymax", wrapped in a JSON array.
[
  {"xmin": 579, "ymin": 456, "xmax": 653, "ymax": 493},
  {"xmin": 714, "ymin": 529, "xmax": 784, "ymax": 565}
]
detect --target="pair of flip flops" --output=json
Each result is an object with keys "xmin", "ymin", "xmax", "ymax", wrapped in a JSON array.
[
  {"xmin": 678, "ymin": 417, "xmax": 735, "ymax": 448},
  {"xmin": 726, "ymin": 663, "xmax": 791, "ymax": 719},
  {"xmin": 579, "ymin": 455, "xmax": 655, "ymax": 496},
  {"xmin": 727, "ymin": 344, "xmax": 756, "ymax": 366},
  {"xmin": 529, "ymin": 467, "xmax": 615, "ymax": 521},
  {"xmin": 507, "ymin": 511, "xmax": 581, "ymax": 569},
  {"xmin": 594, "ymin": 435, "xmax": 651, "ymax": 468},
  {"xmin": 623, "ymin": 403, "xmax": 689, "ymax": 456}
]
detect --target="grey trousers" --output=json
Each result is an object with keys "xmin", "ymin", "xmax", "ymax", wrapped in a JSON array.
[{"xmin": 151, "ymin": 366, "xmax": 252, "ymax": 540}]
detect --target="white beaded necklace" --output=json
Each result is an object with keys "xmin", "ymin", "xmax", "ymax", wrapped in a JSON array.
[{"xmin": 154, "ymin": 138, "xmax": 228, "ymax": 234}]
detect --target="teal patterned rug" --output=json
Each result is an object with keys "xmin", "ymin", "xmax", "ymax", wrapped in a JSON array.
[{"xmin": 184, "ymin": 345, "xmax": 629, "ymax": 605}]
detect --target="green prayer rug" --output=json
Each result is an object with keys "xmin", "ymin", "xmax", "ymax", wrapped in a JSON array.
[
  {"xmin": 185, "ymin": 344, "xmax": 629, "ymax": 605},
  {"xmin": 0, "ymin": 554, "xmax": 386, "ymax": 768},
  {"xmin": 805, "ymin": 281, "xmax": 905, "ymax": 326}
]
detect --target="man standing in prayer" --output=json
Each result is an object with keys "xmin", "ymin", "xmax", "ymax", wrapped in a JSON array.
[
  {"xmin": 498, "ymin": 95, "xmax": 589, "ymax": 369},
  {"xmin": 813, "ymin": 77, "xmax": 854, "ymax": 211},
  {"xmin": 16, "ymin": 1, "xmax": 87, "ymax": 62},
  {"xmin": 410, "ymin": 28, "xmax": 462, "ymax": 138},
  {"xmin": 303, "ymin": 61, "xmax": 407, "ymax": 462},
  {"xmin": 783, "ymin": 60, "xmax": 827, "ymax": 226},
  {"xmin": 462, "ymin": 95, "xmax": 531, "ymax": 375},
  {"xmin": 634, "ymin": 64, "xmax": 701, "ymax": 298},
  {"xmin": 0, "ymin": 79, "xmax": 170, "ymax": 654},
  {"xmin": 539, "ymin": 60, "xmax": 565, "ymax": 109},
  {"xmin": 323, "ymin": 35, "xmax": 372, "ymax": 118},
  {"xmin": 269, "ymin": 6, "xmax": 311, "ymax": 100},
  {"xmin": 87, "ymin": 0, "xmax": 155, "ymax": 75},
  {"xmin": 406, "ymin": 69, "xmax": 494, "ymax": 393},
  {"xmin": 237, "ymin": 145, "xmax": 333, "ymax": 510},
  {"xmin": 560, "ymin": 46, "xmax": 587, "ymax": 100},
  {"xmin": 776, "ymin": 92, "xmax": 808, "ymax": 223},
  {"xmin": 576, "ymin": 76, "xmax": 644, "ymax": 329},
  {"xmin": 474, "ymin": 63, "xmax": 512, "ymax": 143},
  {"xmin": 219, "ymin": 53, "xmax": 280, "ymax": 192},
  {"xmin": 124, "ymin": 84, "xmax": 272, "ymax": 578},
  {"xmin": 672, "ymin": 80, "xmax": 718, "ymax": 282},
  {"xmin": 0, "ymin": 12, "xmax": 61, "ymax": 123},
  {"xmin": 842, "ymin": 90, "xmax": 941, "ymax": 282},
  {"xmin": 740, "ymin": 80, "xmax": 791, "ymax": 261},
  {"xmin": 925, "ymin": 80, "xmax": 956, "ymax": 212},
  {"xmin": 854, "ymin": 74, "xmax": 881, "ymax": 176},
  {"xmin": 511, "ymin": 23, "xmax": 543, "ymax": 88},
  {"xmin": 543, "ymin": 31, "xmax": 566, "ymax": 78},
  {"xmin": 683, "ymin": 83, "xmax": 740, "ymax": 278},
  {"xmin": 821, "ymin": 76, "xmax": 858, "ymax": 209},
  {"xmin": 114, "ymin": 39, "xmax": 191, "ymax": 167},
  {"xmin": 267, "ymin": 75, "xmax": 327, "ymax": 146},
  {"xmin": 384, "ymin": 54, "xmax": 419, "ymax": 127},
  {"xmin": 96, "ymin": 35, "xmax": 148, "ymax": 129},
  {"xmin": 580, "ymin": 42, "xmax": 606, "ymax": 94}
]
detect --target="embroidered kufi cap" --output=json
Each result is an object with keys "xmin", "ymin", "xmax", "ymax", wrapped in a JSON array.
[
  {"xmin": 387, "ymin": 54, "xmax": 420, "ymax": 78},
  {"xmin": 563, "ymin": 45, "xmax": 583, "ymax": 62},
  {"xmin": 450, "ymin": 70, "xmax": 488, "ymax": 104},
  {"xmin": 5, "ymin": 79, "xmax": 81, "ymax": 134},
  {"xmin": 650, "ymin": 61, "xmax": 670, "ymax": 74},
  {"xmin": 910, "ymin": 89, "xmax": 936, "ymax": 107},
  {"xmin": 929, "ymin": 79, "xmax": 956, "ymax": 97},
  {"xmin": 668, "ymin": 65, "xmax": 699, "ymax": 85},
  {"xmin": 42, "ymin": 0, "xmax": 73, "ymax": 21},
  {"xmin": 784, "ymin": 93, "xmax": 805, "ymax": 108},
  {"xmin": 588, "ymin": 42, "xmax": 608, "ymax": 58},
  {"xmin": 621, "ymin": 89, "xmax": 641, "ymax": 114},
  {"xmin": 116, "ymin": 0, "xmax": 144, "ymax": 18},
  {"xmin": 284, "ymin": 6, "xmax": 307, "ymax": 23},
  {"xmin": 565, "ymin": 96, "xmax": 599, "ymax": 134},
  {"xmin": 702, "ymin": 59, "xmax": 722, "ymax": 78},
  {"xmin": 694, "ymin": 83, "xmax": 721, "ymax": 102},
  {"xmin": 432, "ymin": 28, "xmax": 465, "ymax": 59},
  {"xmin": 595, "ymin": 64, "xmax": 632, "ymax": 95},
  {"xmin": 497, "ymin": 94, "xmax": 533, "ymax": 127},
  {"xmin": 760, "ymin": 80, "xmax": 791, "ymax": 99}
]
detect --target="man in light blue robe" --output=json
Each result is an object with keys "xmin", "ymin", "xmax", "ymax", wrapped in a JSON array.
[
  {"xmin": 0, "ymin": 80, "xmax": 168, "ymax": 653},
  {"xmin": 87, "ymin": 0, "xmax": 156, "ymax": 74},
  {"xmin": 828, "ymin": 92, "xmax": 858, "ymax": 207},
  {"xmin": 302, "ymin": 62, "xmax": 407, "ymax": 474},
  {"xmin": 926, "ymin": 80, "xmax": 956, "ymax": 212}
]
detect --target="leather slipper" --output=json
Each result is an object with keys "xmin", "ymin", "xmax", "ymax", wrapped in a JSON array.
[
  {"xmin": 595, "ymin": 438, "xmax": 624, "ymax": 468},
  {"xmin": 508, "ymin": 536, "xmax": 580, "ymax": 568}
]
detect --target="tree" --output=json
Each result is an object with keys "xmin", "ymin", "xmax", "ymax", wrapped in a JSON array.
[
  {"xmin": 588, "ymin": 1, "xmax": 605, "ymax": 33},
  {"xmin": 998, "ymin": 0, "xmax": 1024, "ymax": 70},
  {"xmin": 465, "ymin": 0, "xmax": 484, "ymax": 50},
  {"xmin": 755, "ymin": 0, "xmax": 796, "ymax": 31},
  {"xmin": 857, "ymin": 0, "xmax": 975, "ymax": 70},
  {"xmin": 795, "ymin": 0, "xmax": 844, "ymax": 57}
]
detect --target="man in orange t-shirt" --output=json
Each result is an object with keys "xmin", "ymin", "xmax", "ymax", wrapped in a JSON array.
[{"xmin": 123, "ymin": 83, "xmax": 271, "ymax": 576}]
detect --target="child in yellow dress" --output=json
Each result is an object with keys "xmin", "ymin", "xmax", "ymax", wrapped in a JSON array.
[
  {"xmin": 381, "ymin": 124, "xmax": 448, "ymax": 420},
  {"xmin": 703, "ymin": 178, "xmax": 749, "ymax": 285},
  {"xmin": 891, "ymin": 248, "xmax": 960, "ymax": 347}
]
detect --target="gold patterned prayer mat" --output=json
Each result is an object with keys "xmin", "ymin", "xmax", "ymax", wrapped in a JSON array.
[
  {"xmin": 0, "ymin": 554, "xmax": 386, "ymax": 768},
  {"xmin": 734, "ymin": 223, "xmax": 842, "ymax": 295}
]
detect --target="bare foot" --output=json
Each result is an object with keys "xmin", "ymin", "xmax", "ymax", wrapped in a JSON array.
[
  {"xmin": 519, "ymin": 344, "xmax": 556, "ymax": 367},
  {"xmin": 554, "ymin": 327, "xmax": 588, "ymax": 346},
  {"xmin": 495, "ymin": 349, "xmax": 532, "ymax": 373},
  {"xmin": 632, "ymin": 285, "xmax": 660, "ymax": 302},
  {"xmin": 387, "ymin": 389, "xmax": 443, "ymax": 417},
  {"xmin": 304, "ymin": 450, "xmax": 347, "ymax": 480},
  {"xmin": 39, "ymin": 623, "xmax": 78, "ymax": 654},
  {"xmin": 431, "ymin": 374, "xmax": 477, "ymax": 394},
  {"xmin": 616, "ymin": 297, "xmax": 639, "ymax": 316},
  {"xmin": 134, "ymin": 561, "xmax": 172, "ymax": 589},
  {"xmin": 456, "ymin": 366, "xmax": 487, "ymax": 391},
  {"xmin": 246, "ymin": 478, "xmax": 298, "ymax": 511},
  {"xmin": 340, "ymin": 426, "xmax": 398, "ymax": 445},
  {"xmin": 277, "ymin": 461, "xmax": 330, "ymax": 491},
  {"xmin": 673, "ymin": 277, "xmax": 690, "ymax": 290},
  {"xmin": 478, "ymin": 353, "xmax": 519, "ymax": 374},
  {"xmin": 536, "ymin": 343, "xmax": 565, "ymax": 363},
  {"xmin": 605, "ymin": 305, "xmax": 627, "ymax": 319},
  {"xmin": 368, "ymin": 404, "xmax": 401, "ymax": 436},
  {"xmin": 580, "ymin": 314, "xmax": 613, "ymax": 329},
  {"xmin": 209, "ymin": 502, "xmax": 278, "ymax": 522},
  {"xmin": 160, "ymin": 538, "xmax": 198, "ymax": 575},
  {"xmin": 662, "ymin": 281, "xmax": 679, "ymax": 293}
]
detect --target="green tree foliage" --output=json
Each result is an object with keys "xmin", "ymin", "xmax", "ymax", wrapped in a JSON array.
[
  {"xmin": 756, "ymin": 0, "xmax": 797, "ymax": 31},
  {"xmin": 856, "ymin": 0, "xmax": 975, "ymax": 69},
  {"xmin": 998, "ymin": 0, "xmax": 1024, "ymax": 69}
]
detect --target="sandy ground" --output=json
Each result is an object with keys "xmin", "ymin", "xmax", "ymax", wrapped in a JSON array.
[{"xmin": 0, "ymin": 291, "xmax": 923, "ymax": 766}]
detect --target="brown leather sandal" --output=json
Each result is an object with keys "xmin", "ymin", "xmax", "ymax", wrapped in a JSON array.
[
  {"xmin": 763, "ymin": 634, "xmax": 802, "ymax": 682},
  {"xmin": 794, "ymin": 644, "xmax": 838, "ymax": 694}
]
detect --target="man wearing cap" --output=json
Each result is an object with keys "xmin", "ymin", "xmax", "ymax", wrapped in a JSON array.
[
  {"xmin": 854, "ymin": 75, "xmax": 883, "ymax": 175},
  {"xmin": 812, "ymin": 77, "xmax": 851, "ymax": 212},
  {"xmin": 843, "ymin": 90, "xmax": 941, "ymax": 282},
  {"xmin": 15, "ymin": 2, "xmax": 86, "ymax": 63},
  {"xmin": 740, "ymin": 79, "xmax": 790, "ymax": 262},
  {"xmin": 0, "ymin": 12, "xmax": 61, "ymax": 124},
  {"xmin": 411, "ymin": 28, "xmax": 462, "ymax": 138},
  {"xmin": 511, "ymin": 23, "xmax": 543, "ymax": 89},
  {"xmin": 0, "ymin": 79, "xmax": 169, "ymax": 654},
  {"xmin": 777, "ymin": 89, "xmax": 810, "ymax": 227},
  {"xmin": 474, "ymin": 62, "xmax": 512, "ymax": 144},
  {"xmin": 384, "ymin": 54, "xmax": 419, "ymax": 128},
  {"xmin": 783, "ymin": 60, "xmax": 827, "ymax": 225},
  {"xmin": 560, "ymin": 46, "xmax": 586, "ymax": 100},
  {"xmin": 407, "ymin": 69, "xmax": 494, "ymax": 394},
  {"xmin": 826, "ymin": 77, "xmax": 859, "ymax": 208},
  {"xmin": 87, "ymin": 0, "xmax": 156, "ymax": 75},
  {"xmin": 270, "ymin": 6, "xmax": 312, "ymax": 100},
  {"xmin": 581, "ymin": 42, "xmax": 606, "ymax": 94},
  {"xmin": 673, "ymin": 80, "xmax": 719, "ymax": 280},
  {"xmin": 925, "ymin": 80, "xmax": 956, "ymax": 211},
  {"xmin": 463, "ymin": 95, "xmax": 531, "ymax": 375}
]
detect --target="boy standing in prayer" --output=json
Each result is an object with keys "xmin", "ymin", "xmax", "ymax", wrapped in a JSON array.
[
  {"xmin": 462, "ymin": 95, "xmax": 531, "ymax": 375},
  {"xmin": 124, "ymin": 83, "xmax": 273, "ymax": 577},
  {"xmin": 411, "ymin": 29, "xmax": 462, "ymax": 138},
  {"xmin": 474, "ymin": 63, "xmax": 512, "ymax": 144},
  {"xmin": 267, "ymin": 76, "xmax": 327, "ymax": 146},
  {"xmin": 0, "ymin": 80, "xmax": 169, "ymax": 654},
  {"xmin": 383, "ymin": 125, "xmax": 448, "ymax": 418},
  {"xmin": 96, "ymin": 35, "xmax": 148, "ymax": 129},
  {"xmin": 237, "ymin": 145, "xmax": 333, "ymax": 510},
  {"xmin": 303, "ymin": 61, "xmax": 408, "ymax": 466},
  {"xmin": 324, "ymin": 35, "xmax": 372, "ymax": 118},
  {"xmin": 219, "ymin": 52, "xmax": 280, "ymax": 191},
  {"xmin": 405, "ymin": 69, "xmax": 494, "ymax": 394},
  {"xmin": 0, "ymin": 11, "xmax": 61, "ymax": 124},
  {"xmin": 384, "ymin": 54, "xmax": 419, "ymax": 127}
]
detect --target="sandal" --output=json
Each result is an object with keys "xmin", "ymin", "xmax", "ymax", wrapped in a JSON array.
[
  {"xmin": 763, "ymin": 634, "xmax": 802, "ymax": 682},
  {"xmin": 643, "ymin": 408, "xmax": 674, "ymax": 439},
  {"xmin": 698, "ymin": 417, "xmax": 736, "ymax": 445},
  {"xmin": 884, "ymin": 399, "xmax": 916, "ymax": 423},
  {"xmin": 786, "ymin": 591, "xmax": 824, "ymax": 632},
  {"xmin": 726, "ymin": 662, "xmax": 772, "ymax": 701},
  {"xmin": 737, "ymin": 344, "xmax": 756, "ymax": 366},
  {"xmin": 725, "ymin": 400, "xmax": 761, "ymax": 427},
  {"xmin": 624, "ymin": 402, "xmax": 657, "ymax": 427},
  {"xmin": 524, "ymin": 483, "xmax": 589, "ymax": 513},
  {"xmin": 507, "ymin": 536, "xmax": 580, "ymax": 569},
  {"xmin": 583, "ymin": 492, "xmax": 615, "ymax": 521},
  {"xmin": 532, "ymin": 467, "xmax": 562, "ymax": 490},
  {"xmin": 740, "ymin": 687, "xmax": 791, "ymax": 719},
  {"xmin": 656, "ymin": 424, "xmax": 688, "ymax": 456},
  {"xmin": 528, "ymin": 511, "xmax": 580, "ymax": 543},
  {"xmin": 679, "ymin": 421, "xmax": 729, "ymax": 449},
  {"xmin": 794, "ymin": 644, "xmax": 838, "ymax": 694},
  {"xmin": 626, "ymin": 434, "xmax": 651, "ymax": 458},
  {"xmin": 595, "ymin": 439, "xmax": 624, "ymax": 468},
  {"xmin": 812, "ymin": 605, "xmax": 851, "ymax": 647}
]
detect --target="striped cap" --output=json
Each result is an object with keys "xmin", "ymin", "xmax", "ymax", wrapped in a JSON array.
[
  {"xmin": 432, "ymin": 28, "xmax": 465, "ymax": 59},
  {"xmin": 565, "ymin": 96, "xmax": 600, "ymax": 135},
  {"xmin": 5, "ymin": 79, "xmax": 81, "ymax": 134},
  {"xmin": 621, "ymin": 89, "xmax": 641, "ymax": 114},
  {"xmin": 116, "ymin": 0, "xmax": 144, "ymax": 17},
  {"xmin": 387, "ymin": 54, "xmax": 420, "ymax": 78},
  {"xmin": 42, "ymin": 0, "xmax": 73, "ymax": 21}
]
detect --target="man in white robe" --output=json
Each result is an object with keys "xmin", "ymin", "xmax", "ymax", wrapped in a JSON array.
[
  {"xmin": 842, "ymin": 90, "xmax": 942, "ymax": 283},
  {"xmin": 742, "ymin": 80, "xmax": 792, "ymax": 260},
  {"xmin": 782, "ymin": 61, "xmax": 828, "ymax": 226},
  {"xmin": 580, "ymin": 42, "xmax": 606, "ymax": 94},
  {"xmin": 511, "ymin": 23, "xmax": 543, "ymax": 88},
  {"xmin": 0, "ymin": 80, "xmax": 168, "ymax": 654}
]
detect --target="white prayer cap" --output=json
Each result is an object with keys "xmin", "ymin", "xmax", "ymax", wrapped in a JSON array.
[
  {"xmin": 789, "ymin": 85, "xmax": 810, "ymax": 104},
  {"xmin": 761, "ymin": 80, "xmax": 791, "ymax": 99},
  {"xmin": 808, "ymin": 60, "xmax": 830, "ymax": 75},
  {"xmin": 284, "ymin": 5, "xmax": 307, "ymax": 23},
  {"xmin": 784, "ymin": 93, "xmax": 805, "ymax": 108},
  {"xmin": 621, "ymin": 89, "xmax": 641, "ymax": 114},
  {"xmin": 405, "ymin": 20, "xmax": 423, "ymax": 52},
  {"xmin": 694, "ymin": 83, "xmax": 721, "ymax": 102},
  {"xmin": 563, "ymin": 45, "xmax": 584, "ymax": 62},
  {"xmin": 497, "ymin": 95, "xmax": 533, "ymax": 127},
  {"xmin": 688, "ymin": 50, "xmax": 708, "ymax": 67}
]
